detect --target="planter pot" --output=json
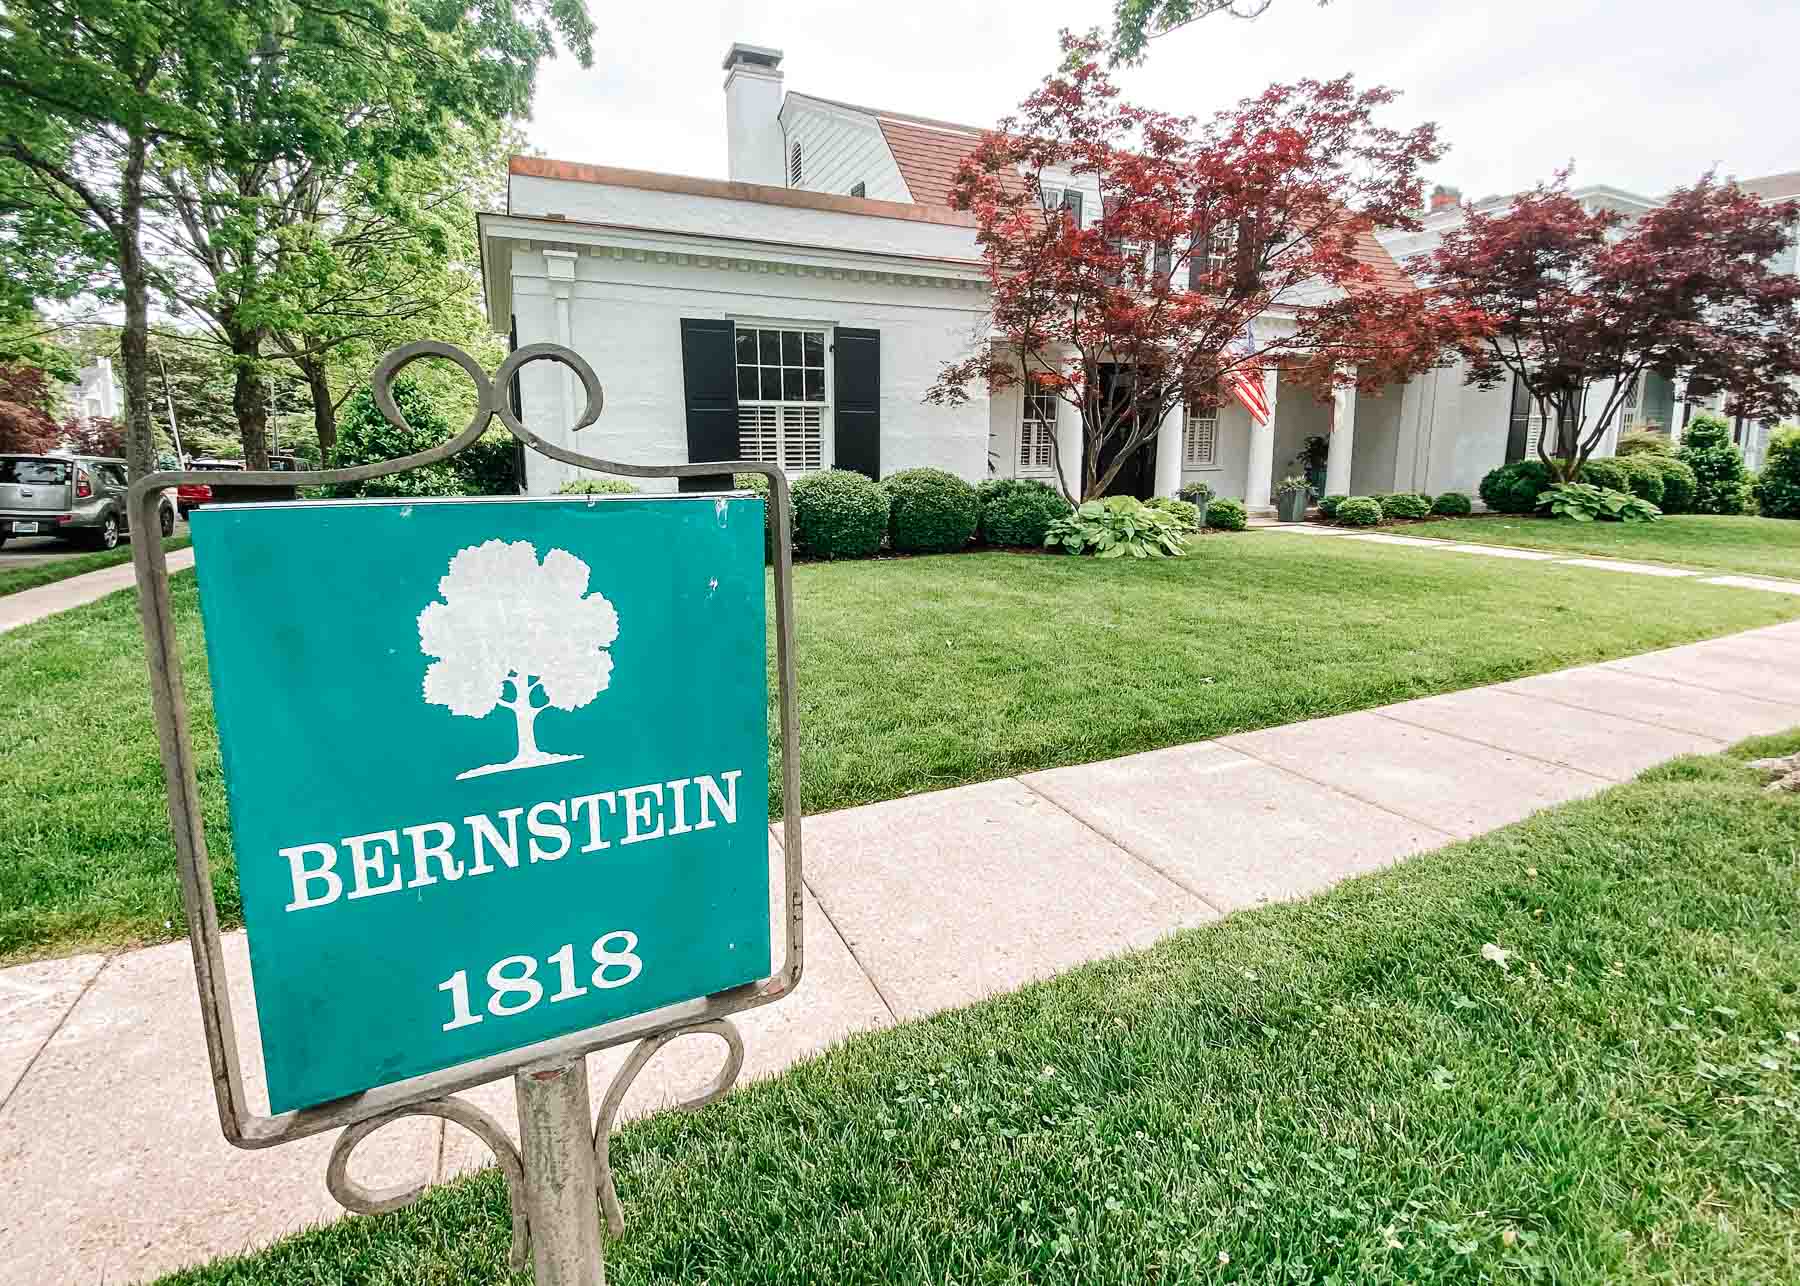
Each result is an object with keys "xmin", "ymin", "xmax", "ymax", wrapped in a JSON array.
[
  {"xmin": 1276, "ymin": 490, "xmax": 1311, "ymax": 522},
  {"xmin": 1192, "ymin": 500, "xmax": 1209, "ymax": 529}
]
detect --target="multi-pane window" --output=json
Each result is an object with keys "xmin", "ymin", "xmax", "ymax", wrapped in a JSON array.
[
  {"xmin": 1019, "ymin": 389, "xmax": 1058, "ymax": 472},
  {"xmin": 1041, "ymin": 186, "xmax": 1083, "ymax": 227},
  {"xmin": 1183, "ymin": 403, "xmax": 1218, "ymax": 467},
  {"xmin": 736, "ymin": 327, "xmax": 828, "ymax": 472},
  {"xmin": 1188, "ymin": 224, "xmax": 1235, "ymax": 289}
]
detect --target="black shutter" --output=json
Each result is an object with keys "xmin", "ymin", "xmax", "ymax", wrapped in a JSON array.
[
  {"xmin": 833, "ymin": 328, "xmax": 880, "ymax": 480},
  {"xmin": 1152, "ymin": 239, "xmax": 1172, "ymax": 283},
  {"xmin": 678, "ymin": 317, "xmax": 738, "ymax": 492}
]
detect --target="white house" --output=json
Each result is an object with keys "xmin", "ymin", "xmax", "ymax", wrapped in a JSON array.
[
  {"xmin": 70, "ymin": 356, "xmax": 118, "ymax": 424},
  {"xmin": 478, "ymin": 43, "xmax": 1566, "ymax": 508}
]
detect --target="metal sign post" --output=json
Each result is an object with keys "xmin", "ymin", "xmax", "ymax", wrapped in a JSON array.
[{"xmin": 128, "ymin": 341, "xmax": 805, "ymax": 1285}]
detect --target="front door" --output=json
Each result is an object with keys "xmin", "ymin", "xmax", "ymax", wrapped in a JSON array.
[{"xmin": 1087, "ymin": 364, "xmax": 1156, "ymax": 500}]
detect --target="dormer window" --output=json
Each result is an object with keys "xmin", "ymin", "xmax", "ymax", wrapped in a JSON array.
[{"xmin": 789, "ymin": 141, "xmax": 803, "ymax": 186}]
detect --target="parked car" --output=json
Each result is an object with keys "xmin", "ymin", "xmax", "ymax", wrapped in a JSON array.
[
  {"xmin": 0, "ymin": 454, "xmax": 177, "ymax": 550},
  {"xmin": 176, "ymin": 458, "xmax": 245, "ymax": 517}
]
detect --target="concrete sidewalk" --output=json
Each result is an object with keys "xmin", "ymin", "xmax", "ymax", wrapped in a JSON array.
[
  {"xmin": 4, "ymin": 618, "xmax": 1800, "ymax": 1283},
  {"xmin": 0, "ymin": 546, "xmax": 196, "ymax": 634}
]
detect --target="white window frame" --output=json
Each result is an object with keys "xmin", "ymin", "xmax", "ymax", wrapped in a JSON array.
[
  {"xmin": 1019, "ymin": 387, "xmax": 1058, "ymax": 475},
  {"xmin": 734, "ymin": 321, "xmax": 833, "ymax": 476},
  {"xmin": 1183, "ymin": 402, "xmax": 1219, "ymax": 469}
]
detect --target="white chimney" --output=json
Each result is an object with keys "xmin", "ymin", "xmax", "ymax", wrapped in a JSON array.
[{"xmin": 723, "ymin": 43, "xmax": 785, "ymax": 187}]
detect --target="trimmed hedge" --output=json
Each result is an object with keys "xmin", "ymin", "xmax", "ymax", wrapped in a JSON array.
[
  {"xmin": 1379, "ymin": 493, "xmax": 1431, "ymax": 519},
  {"xmin": 1317, "ymin": 493, "xmax": 1348, "ymax": 519},
  {"xmin": 791, "ymin": 468, "xmax": 889, "ymax": 559},
  {"xmin": 883, "ymin": 467, "xmax": 979, "ymax": 554},
  {"xmin": 557, "ymin": 478, "xmax": 639, "ymax": 495},
  {"xmin": 1616, "ymin": 430, "xmax": 1673, "ymax": 457},
  {"xmin": 1620, "ymin": 454, "xmax": 1665, "ymax": 507},
  {"xmin": 1430, "ymin": 491, "xmax": 1472, "ymax": 516},
  {"xmin": 976, "ymin": 478, "xmax": 1072, "ymax": 547},
  {"xmin": 1647, "ymin": 456, "xmax": 1697, "ymax": 514},
  {"xmin": 1754, "ymin": 425, "xmax": 1800, "ymax": 518},
  {"xmin": 1335, "ymin": 496, "xmax": 1383, "ymax": 527},
  {"xmin": 1678, "ymin": 413, "xmax": 1752, "ymax": 514},
  {"xmin": 1478, "ymin": 459, "xmax": 1554, "ymax": 514},
  {"xmin": 1577, "ymin": 457, "xmax": 1631, "ymax": 494},
  {"xmin": 733, "ymin": 472, "xmax": 776, "ymax": 562},
  {"xmin": 1204, "ymin": 497, "xmax": 1247, "ymax": 531},
  {"xmin": 1146, "ymin": 495, "xmax": 1201, "ymax": 530}
]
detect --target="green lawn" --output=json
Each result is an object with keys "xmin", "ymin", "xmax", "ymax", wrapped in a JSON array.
[
  {"xmin": 1423, "ymin": 514, "xmax": 1800, "ymax": 579},
  {"xmin": 160, "ymin": 732, "xmax": 1800, "ymax": 1285},
  {"xmin": 5, "ymin": 535, "xmax": 1800, "ymax": 963},
  {"xmin": 0, "ymin": 531, "xmax": 191, "ymax": 597}
]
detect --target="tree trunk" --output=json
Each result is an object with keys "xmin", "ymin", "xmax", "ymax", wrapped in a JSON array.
[
  {"xmin": 117, "ymin": 141, "xmax": 155, "ymax": 483},
  {"xmin": 230, "ymin": 328, "xmax": 270, "ymax": 469},
  {"xmin": 512, "ymin": 700, "xmax": 542, "ymax": 762},
  {"xmin": 302, "ymin": 356, "xmax": 336, "ymax": 463}
]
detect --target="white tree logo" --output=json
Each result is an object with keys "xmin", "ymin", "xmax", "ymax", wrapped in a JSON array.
[{"xmin": 418, "ymin": 540, "xmax": 620, "ymax": 781}]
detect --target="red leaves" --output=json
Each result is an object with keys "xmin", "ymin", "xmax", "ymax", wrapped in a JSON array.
[
  {"xmin": 927, "ymin": 32, "xmax": 1468, "ymax": 499},
  {"xmin": 1432, "ymin": 171, "xmax": 1800, "ymax": 456},
  {"xmin": 0, "ymin": 363, "xmax": 63, "ymax": 454}
]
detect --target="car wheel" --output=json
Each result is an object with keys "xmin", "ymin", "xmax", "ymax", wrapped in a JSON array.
[
  {"xmin": 160, "ymin": 505, "xmax": 176, "ymax": 537},
  {"xmin": 93, "ymin": 515, "xmax": 120, "ymax": 551}
]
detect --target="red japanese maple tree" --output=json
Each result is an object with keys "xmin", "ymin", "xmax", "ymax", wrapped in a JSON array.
[
  {"xmin": 925, "ymin": 31, "xmax": 1480, "ymax": 502},
  {"xmin": 0, "ymin": 362, "xmax": 64, "ymax": 454},
  {"xmin": 1430, "ymin": 173, "xmax": 1800, "ymax": 480}
]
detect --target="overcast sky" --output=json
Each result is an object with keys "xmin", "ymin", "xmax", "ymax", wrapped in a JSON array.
[{"xmin": 523, "ymin": 0, "xmax": 1800, "ymax": 206}]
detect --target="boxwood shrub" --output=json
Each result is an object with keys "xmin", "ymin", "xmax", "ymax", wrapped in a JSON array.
[
  {"xmin": 1335, "ymin": 496, "xmax": 1383, "ymax": 527},
  {"xmin": 733, "ymin": 471, "xmax": 776, "ymax": 562},
  {"xmin": 1204, "ymin": 496, "xmax": 1247, "ymax": 531},
  {"xmin": 1317, "ymin": 493, "xmax": 1348, "ymax": 518},
  {"xmin": 1430, "ymin": 491, "xmax": 1472, "ymax": 516},
  {"xmin": 1146, "ymin": 495, "xmax": 1201, "ymax": 530},
  {"xmin": 976, "ymin": 478, "xmax": 1072, "ymax": 546},
  {"xmin": 791, "ymin": 468, "xmax": 888, "ymax": 559},
  {"xmin": 883, "ymin": 467, "xmax": 979, "ymax": 554},
  {"xmin": 557, "ymin": 477, "xmax": 639, "ymax": 495},
  {"xmin": 1616, "ymin": 429, "xmax": 1673, "ymax": 457},
  {"xmin": 1379, "ymin": 492, "xmax": 1431, "ymax": 519},
  {"xmin": 1578, "ymin": 457, "xmax": 1631, "ymax": 494},
  {"xmin": 1754, "ymin": 425, "xmax": 1800, "ymax": 518},
  {"xmin": 1648, "ymin": 456, "xmax": 1697, "ymax": 513},
  {"xmin": 1621, "ymin": 454, "xmax": 1666, "ymax": 507},
  {"xmin": 1478, "ymin": 459, "xmax": 1554, "ymax": 514},
  {"xmin": 1679, "ymin": 412, "xmax": 1752, "ymax": 514}
]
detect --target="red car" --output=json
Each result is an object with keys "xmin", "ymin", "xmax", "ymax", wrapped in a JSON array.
[{"xmin": 176, "ymin": 458, "xmax": 244, "ymax": 517}]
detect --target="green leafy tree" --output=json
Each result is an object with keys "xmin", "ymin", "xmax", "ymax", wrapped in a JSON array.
[
  {"xmin": 1677, "ymin": 412, "xmax": 1752, "ymax": 514},
  {"xmin": 328, "ymin": 374, "xmax": 515, "ymax": 496},
  {"xmin": 1109, "ymin": 0, "xmax": 1327, "ymax": 63},
  {"xmin": 1, "ymin": 0, "xmax": 592, "ymax": 477}
]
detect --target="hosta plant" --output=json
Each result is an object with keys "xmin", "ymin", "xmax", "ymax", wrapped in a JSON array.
[
  {"xmin": 1045, "ymin": 496, "xmax": 1190, "ymax": 558},
  {"xmin": 1536, "ymin": 481, "xmax": 1661, "ymax": 523}
]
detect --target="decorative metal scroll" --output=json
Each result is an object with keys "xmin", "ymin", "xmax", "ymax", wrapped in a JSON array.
[{"xmin": 125, "ymin": 341, "xmax": 805, "ymax": 1261}]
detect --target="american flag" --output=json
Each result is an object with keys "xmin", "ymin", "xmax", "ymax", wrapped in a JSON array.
[{"xmin": 1225, "ymin": 322, "xmax": 1270, "ymax": 426}]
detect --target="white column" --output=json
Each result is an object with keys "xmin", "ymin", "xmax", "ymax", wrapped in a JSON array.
[
  {"xmin": 540, "ymin": 249, "xmax": 580, "ymax": 495},
  {"xmin": 1244, "ymin": 368, "xmax": 1279, "ymax": 513},
  {"xmin": 1153, "ymin": 400, "xmax": 1184, "ymax": 497},
  {"xmin": 1325, "ymin": 369, "xmax": 1357, "ymax": 496}
]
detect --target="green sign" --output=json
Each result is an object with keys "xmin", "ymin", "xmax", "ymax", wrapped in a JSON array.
[{"xmin": 189, "ymin": 495, "xmax": 771, "ymax": 1113}]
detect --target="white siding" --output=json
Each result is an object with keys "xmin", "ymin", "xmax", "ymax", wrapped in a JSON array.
[
  {"xmin": 780, "ymin": 101, "xmax": 911, "ymax": 202},
  {"xmin": 506, "ymin": 246, "xmax": 990, "ymax": 495}
]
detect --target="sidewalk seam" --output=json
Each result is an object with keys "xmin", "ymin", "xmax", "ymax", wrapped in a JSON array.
[
  {"xmin": 0, "ymin": 949, "xmax": 119, "ymax": 1120},
  {"xmin": 770, "ymin": 825, "xmax": 902, "ymax": 1026},
  {"xmin": 1597, "ymin": 661, "xmax": 1788, "ymax": 706},
  {"xmin": 1013, "ymin": 776, "xmax": 1227, "ymax": 917},
  {"xmin": 1491, "ymin": 683, "xmax": 1747, "ymax": 742},
  {"xmin": 1220, "ymin": 741, "xmax": 1464, "ymax": 842},
  {"xmin": 1369, "ymin": 705, "xmax": 1622, "ymax": 784}
]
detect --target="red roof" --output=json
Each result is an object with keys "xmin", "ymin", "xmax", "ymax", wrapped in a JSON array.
[{"xmin": 1345, "ymin": 222, "xmax": 1416, "ymax": 293}]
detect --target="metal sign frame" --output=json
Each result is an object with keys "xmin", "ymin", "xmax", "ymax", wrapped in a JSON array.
[{"xmin": 127, "ymin": 341, "xmax": 803, "ymax": 1279}]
